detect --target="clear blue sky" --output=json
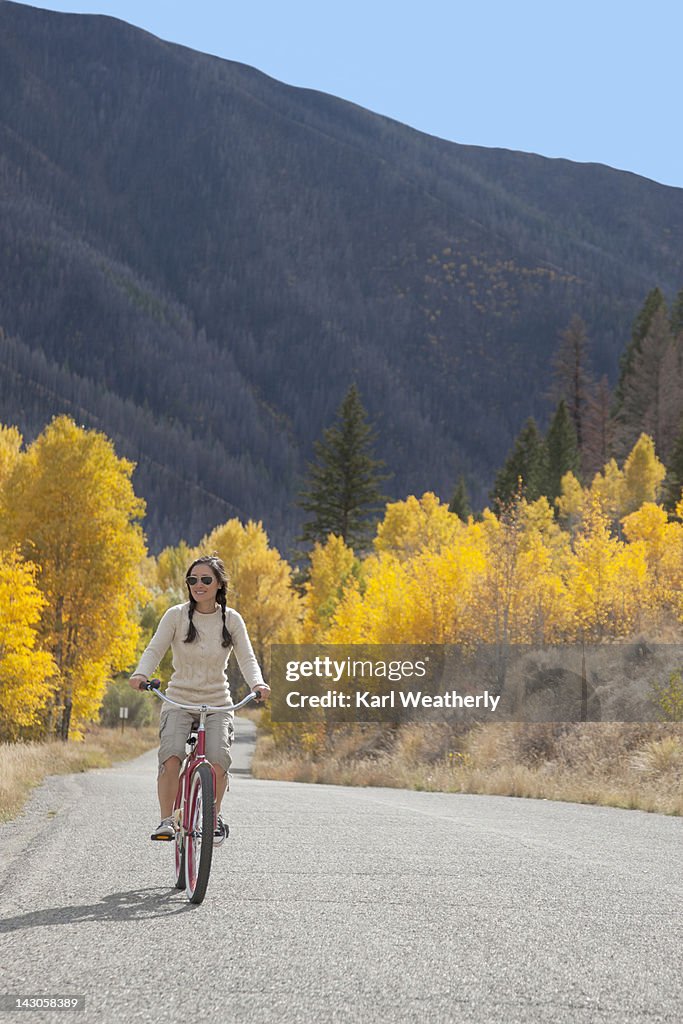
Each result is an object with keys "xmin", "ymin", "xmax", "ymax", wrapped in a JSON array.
[{"xmin": 16, "ymin": 0, "xmax": 683, "ymax": 188}]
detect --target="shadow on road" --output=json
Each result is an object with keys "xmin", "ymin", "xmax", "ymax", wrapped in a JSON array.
[{"xmin": 0, "ymin": 887, "xmax": 196, "ymax": 933}]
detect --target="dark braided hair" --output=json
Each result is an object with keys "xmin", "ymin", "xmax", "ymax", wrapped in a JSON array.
[{"xmin": 184, "ymin": 555, "xmax": 233, "ymax": 648}]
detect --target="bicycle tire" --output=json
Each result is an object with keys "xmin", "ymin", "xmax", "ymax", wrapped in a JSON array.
[{"xmin": 185, "ymin": 762, "xmax": 214, "ymax": 904}]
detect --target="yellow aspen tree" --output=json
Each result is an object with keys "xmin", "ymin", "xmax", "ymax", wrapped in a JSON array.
[
  {"xmin": 155, "ymin": 539, "xmax": 197, "ymax": 598},
  {"xmin": 589, "ymin": 458, "xmax": 626, "ymax": 536},
  {"xmin": 301, "ymin": 533, "xmax": 359, "ymax": 641},
  {"xmin": 521, "ymin": 496, "xmax": 570, "ymax": 567},
  {"xmin": 234, "ymin": 542, "xmax": 302, "ymax": 663},
  {"xmin": 589, "ymin": 458, "xmax": 625, "ymax": 525},
  {"xmin": 557, "ymin": 460, "xmax": 629, "ymax": 534},
  {"xmin": 678, "ymin": 497, "xmax": 683, "ymax": 623},
  {"xmin": 513, "ymin": 535, "xmax": 570, "ymax": 643},
  {"xmin": 135, "ymin": 542, "xmax": 197, "ymax": 675},
  {"xmin": 565, "ymin": 499, "xmax": 648, "ymax": 640},
  {"xmin": 325, "ymin": 582, "xmax": 368, "ymax": 643},
  {"xmin": 328, "ymin": 527, "xmax": 487, "ymax": 645},
  {"xmin": 467, "ymin": 499, "xmax": 571, "ymax": 645},
  {"xmin": 400, "ymin": 539, "xmax": 487, "ymax": 643},
  {"xmin": 466, "ymin": 505, "xmax": 526, "ymax": 646},
  {"xmin": 373, "ymin": 492, "xmax": 462, "ymax": 559},
  {"xmin": 620, "ymin": 434, "xmax": 666, "ymax": 516},
  {"xmin": 621, "ymin": 503, "xmax": 683, "ymax": 624},
  {"xmin": 0, "ymin": 549, "xmax": 56, "ymax": 740},
  {"xmin": 201, "ymin": 520, "xmax": 260, "ymax": 569},
  {"xmin": 353, "ymin": 552, "xmax": 414, "ymax": 644},
  {"xmin": 200, "ymin": 518, "xmax": 302, "ymax": 664},
  {"xmin": 556, "ymin": 470, "xmax": 585, "ymax": 533},
  {"xmin": 327, "ymin": 552, "xmax": 413, "ymax": 643},
  {"xmin": 339, "ymin": 491, "xmax": 475, "ymax": 644},
  {"xmin": 515, "ymin": 498, "xmax": 572, "ymax": 642},
  {"xmin": 1, "ymin": 416, "xmax": 148, "ymax": 738},
  {"xmin": 0, "ymin": 425, "xmax": 22, "ymax": 488}
]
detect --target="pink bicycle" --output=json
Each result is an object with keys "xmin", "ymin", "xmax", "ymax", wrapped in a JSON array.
[{"xmin": 142, "ymin": 679, "xmax": 258, "ymax": 904}]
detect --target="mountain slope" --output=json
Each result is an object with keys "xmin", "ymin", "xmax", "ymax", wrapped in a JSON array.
[{"xmin": 1, "ymin": 0, "xmax": 682, "ymax": 552}]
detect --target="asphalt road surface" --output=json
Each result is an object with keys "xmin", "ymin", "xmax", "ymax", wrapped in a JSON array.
[{"xmin": 0, "ymin": 721, "xmax": 681, "ymax": 1024}]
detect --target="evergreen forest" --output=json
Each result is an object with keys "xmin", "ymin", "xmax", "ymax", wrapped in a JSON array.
[{"xmin": 1, "ymin": 1, "xmax": 683, "ymax": 553}]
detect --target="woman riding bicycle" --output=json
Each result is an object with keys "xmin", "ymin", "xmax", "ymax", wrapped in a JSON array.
[{"xmin": 129, "ymin": 554, "xmax": 270, "ymax": 842}]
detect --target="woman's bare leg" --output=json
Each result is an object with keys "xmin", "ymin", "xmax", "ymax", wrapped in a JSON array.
[
  {"xmin": 158, "ymin": 756, "xmax": 181, "ymax": 818},
  {"xmin": 213, "ymin": 764, "xmax": 229, "ymax": 814}
]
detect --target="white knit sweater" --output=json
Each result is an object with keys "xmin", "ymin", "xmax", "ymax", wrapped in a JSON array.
[{"xmin": 133, "ymin": 602, "xmax": 264, "ymax": 706}]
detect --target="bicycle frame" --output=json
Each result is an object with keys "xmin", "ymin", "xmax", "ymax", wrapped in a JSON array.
[
  {"xmin": 152, "ymin": 686, "xmax": 257, "ymax": 830},
  {"xmin": 145, "ymin": 682, "xmax": 258, "ymax": 901}
]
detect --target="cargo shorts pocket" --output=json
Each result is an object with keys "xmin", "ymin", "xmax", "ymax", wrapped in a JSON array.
[{"xmin": 158, "ymin": 705, "xmax": 192, "ymax": 768}]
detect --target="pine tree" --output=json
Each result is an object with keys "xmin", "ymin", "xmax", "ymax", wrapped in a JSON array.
[
  {"xmin": 542, "ymin": 400, "xmax": 580, "ymax": 504},
  {"xmin": 550, "ymin": 314, "xmax": 593, "ymax": 454},
  {"xmin": 297, "ymin": 385, "xmax": 390, "ymax": 552},
  {"xmin": 490, "ymin": 418, "xmax": 545, "ymax": 508},
  {"xmin": 663, "ymin": 416, "xmax": 683, "ymax": 513},
  {"xmin": 669, "ymin": 288, "xmax": 683, "ymax": 337},
  {"xmin": 658, "ymin": 326, "xmax": 683, "ymax": 460},
  {"xmin": 582, "ymin": 375, "xmax": 613, "ymax": 480},
  {"xmin": 613, "ymin": 287, "xmax": 667, "ymax": 413},
  {"xmin": 613, "ymin": 305, "xmax": 677, "ymax": 460},
  {"xmin": 448, "ymin": 475, "xmax": 471, "ymax": 521}
]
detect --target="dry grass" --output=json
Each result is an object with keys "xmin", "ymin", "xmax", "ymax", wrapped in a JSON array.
[
  {"xmin": 0, "ymin": 725, "xmax": 158, "ymax": 823},
  {"xmin": 252, "ymin": 721, "xmax": 683, "ymax": 815}
]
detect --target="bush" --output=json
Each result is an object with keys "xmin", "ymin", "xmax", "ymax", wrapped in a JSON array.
[
  {"xmin": 99, "ymin": 676, "xmax": 154, "ymax": 728},
  {"xmin": 650, "ymin": 670, "xmax": 683, "ymax": 722}
]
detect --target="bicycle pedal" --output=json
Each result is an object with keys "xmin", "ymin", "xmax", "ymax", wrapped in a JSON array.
[
  {"xmin": 213, "ymin": 822, "xmax": 229, "ymax": 844},
  {"xmin": 150, "ymin": 833, "xmax": 175, "ymax": 842}
]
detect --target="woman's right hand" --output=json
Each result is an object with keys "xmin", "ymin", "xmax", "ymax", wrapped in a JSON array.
[{"xmin": 129, "ymin": 674, "xmax": 148, "ymax": 691}]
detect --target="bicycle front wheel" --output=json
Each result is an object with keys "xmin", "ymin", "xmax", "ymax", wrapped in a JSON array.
[{"xmin": 185, "ymin": 762, "xmax": 214, "ymax": 904}]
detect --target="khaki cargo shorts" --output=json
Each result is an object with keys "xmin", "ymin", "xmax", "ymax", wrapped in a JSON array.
[{"xmin": 158, "ymin": 705, "xmax": 234, "ymax": 779}]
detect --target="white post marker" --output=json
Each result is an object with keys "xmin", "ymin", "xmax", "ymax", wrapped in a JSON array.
[{"xmin": 119, "ymin": 706, "xmax": 129, "ymax": 733}]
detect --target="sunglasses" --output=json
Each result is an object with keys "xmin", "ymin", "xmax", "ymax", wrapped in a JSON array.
[{"xmin": 186, "ymin": 575, "xmax": 215, "ymax": 587}]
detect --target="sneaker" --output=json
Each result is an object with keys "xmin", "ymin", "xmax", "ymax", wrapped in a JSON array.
[
  {"xmin": 213, "ymin": 813, "xmax": 229, "ymax": 846},
  {"xmin": 151, "ymin": 816, "xmax": 176, "ymax": 841}
]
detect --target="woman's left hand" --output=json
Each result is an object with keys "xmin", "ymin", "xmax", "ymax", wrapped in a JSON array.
[{"xmin": 251, "ymin": 683, "xmax": 271, "ymax": 702}]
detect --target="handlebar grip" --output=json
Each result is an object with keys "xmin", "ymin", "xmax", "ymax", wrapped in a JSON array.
[{"xmin": 141, "ymin": 678, "xmax": 162, "ymax": 691}]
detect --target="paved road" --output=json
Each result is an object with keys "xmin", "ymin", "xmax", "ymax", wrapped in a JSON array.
[{"xmin": 0, "ymin": 721, "xmax": 681, "ymax": 1024}]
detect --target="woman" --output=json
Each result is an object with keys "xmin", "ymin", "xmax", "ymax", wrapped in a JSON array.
[{"xmin": 129, "ymin": 554, "xmax": 270, "ymax": 842}]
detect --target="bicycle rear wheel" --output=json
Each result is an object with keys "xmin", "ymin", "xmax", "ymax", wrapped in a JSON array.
[{"xmin": 185, "ymin": 762, "xmax": 214, "ymax": 904}]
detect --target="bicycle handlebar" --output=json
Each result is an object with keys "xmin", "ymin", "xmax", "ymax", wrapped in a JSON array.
[{"xmin": 141, "ymin": 678, "xmax": 261, "ymax": 712}]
